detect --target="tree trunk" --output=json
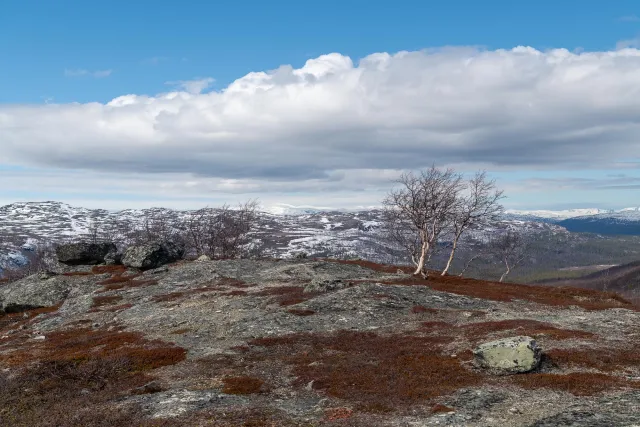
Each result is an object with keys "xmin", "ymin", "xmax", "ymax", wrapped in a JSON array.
[
  {"xmin": 413, "ymin": 241, "xmax": 429, "ymax": 275},
  {"xmin": 458, "ymin": 254, "xmax": 480, "ymax": 277},
  {"xmin": 441, "ymin": 235, "xmax": 460, "ymax": 276},
  {"xmin": 499, "ymin": 265, "xmax": 510, "ymax": 282}
]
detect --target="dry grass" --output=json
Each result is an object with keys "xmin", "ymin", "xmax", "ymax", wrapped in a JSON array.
[
  {"xmin": 254, "ymin": 286, "xmax": 320, "ymax": 306},
  {"xmin": 457, "ymin": 319, "xmax": 596, "ymax": 342},
  {"xmin": 411, "ymin": 305, "xmax": 438, "ymax": 314},
  {"xmin": 546, "ymin": 347, "xmax": 639, "ymax": 373},
  {"xmin": 90, "ymin": 295, "xmax": 123, "ymax": 309},
  {"xmin": 92, "ymin": 265, "xmax": 128, "ymax": 275},
  {"xmin": 0, "ymin": 326, "xmax": 186, "ymax": 368},
  {"xmin": 222, "ymin": 376, "xmax": 265, "ymax": 394},
  {"xmin": 331, "ymin": 259, "xmax": 636, "ymax": 311},
  {"xmin": 512, "ymin": 372, "xmax": 639, "ymax": 396},
  {"xmin": 324, "ymin": 407, "xmax": 354, "ymax": 421},
  {"xmin": 0, "ymin": 305, "xmax": 60, "ymax": 333},
  {"xmin": 385, "ymin": 273, "xmax": 636, "ymax": 311},
  {"xmin": 287, "ymin": 309, "xmax": 316, "ymax": 316},
  {"xmin": 330, "ymin": 259, "xmax": 413, "ymax": 274},
  {"xmin": 0, "ymin": 324, "xmax": 187, "ymax": 426},
  {"xmin": 96, "ymin": 269, "xmax": 158, "ymax": 292},
  {"xmin": 62, "ymin": 271, "xmax": 95, "ymax": 276},
  {"xmin": 249, "ymin": 330, "xmax": 480, "ymax": 412}
]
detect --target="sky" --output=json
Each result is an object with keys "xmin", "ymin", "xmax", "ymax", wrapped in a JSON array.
[{"xmin": 2, "ymin": 0, "xmax": 640, "ymax": 212}]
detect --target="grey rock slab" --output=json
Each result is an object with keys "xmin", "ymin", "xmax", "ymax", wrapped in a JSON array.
[{"xmin": 0, "ymin": 274, "xmax": 73, "ymax": 312}]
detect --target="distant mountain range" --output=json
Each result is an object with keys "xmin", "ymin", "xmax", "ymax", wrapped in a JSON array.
[
  {"xmin": 0, "ymin": 201, "xmax": 563, "ymax": 274},
  {"xmin": 504, "ymin": 207, "xmax": 640, "ymax": 235}
]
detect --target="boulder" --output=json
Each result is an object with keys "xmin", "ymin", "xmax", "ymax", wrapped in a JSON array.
[
  {"xmin": 56, "ymin": 242, "xmax": 117, "ymax": 266},
  {"xmin": 0, "ymin": 274, "xmax": 72, "ymax": 313},
  {"xmin": 121, "ymin": 241, "xmax": 185, "ymax": 271},
  {"xmin": 473, "ymin": 336, "xmax": 542, "ymax": 374},
  {"xmin": 196, "ymin": 254, "xmax": 211, "ymax": 262},
  {"xmin": 104, "ymin": 249, "xmax": 122, "ymax": 265}
]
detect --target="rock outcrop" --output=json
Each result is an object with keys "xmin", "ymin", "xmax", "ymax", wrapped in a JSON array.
[
  {"xmin": 0, "ymin": 274, "xmax": 72, "ymax": 312},
  {"xmin": 0, "ymin": 258, "xmax": 638, "ymax": 426},
  {"xmin": 55, "ymin": 242, "xmax": 117, "ymax": 265},
  {"xmin": 473, "ymin": 336, "xmax": 542, "ymax": 374},
  {"xmin": 121, "ymin": 241, "xmax": 185, "ymax": 270}
]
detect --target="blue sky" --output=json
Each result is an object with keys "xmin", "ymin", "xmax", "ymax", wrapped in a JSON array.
[
  {"xmin": 1, "ymin": 0, "xmax": 640, "ymax": 211},
  {"xmin": 2, "ymin": 0, "xmax": 639, "ymax": 104}
]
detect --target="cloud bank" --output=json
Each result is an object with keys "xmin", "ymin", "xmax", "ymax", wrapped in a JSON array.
[{"xmin": 4, "ymin": 46, "xmax": 640, "ymax": 208}]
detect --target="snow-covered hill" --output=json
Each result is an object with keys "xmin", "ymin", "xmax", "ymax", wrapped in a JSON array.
[
  {"xmin": 0, "ymin": 201, "xmax": 567, "ymax": 274},
  {"xmin": 504, "ymin": 208, "xmax": 613, "ymax": 221}
]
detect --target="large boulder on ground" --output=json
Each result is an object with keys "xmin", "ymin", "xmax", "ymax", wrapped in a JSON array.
[
  {"xmin": 56, "ymin": 242, "xmax": 117, "ymax": 266},
  {"xmin": 473, "ymin": 336, "xmax": 542, "ymax": 374},
  {"xmin": 103, "ymin": 249, "xmax": 122, "ymax": 265},
  {"xmin": 121, "ymin": 241, "xmax": 185, "ymax": 271},
  {"xmin": 0, "ymin": 274, "xmax": 72, "ymax": 313}
]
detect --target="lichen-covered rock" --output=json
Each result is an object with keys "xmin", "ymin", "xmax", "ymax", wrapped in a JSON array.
[
  {"xmin": 473, "ymin": 336, "xmax": 542, "ymax": 374},
  {"xmin": 56, "ymin": 242, "xmax": 117, "ymax": 266},
  {"xmin": 121, "ymin": 241, "xmax": 185, "ymax": 271},
  {"xmin": 0, "ymin": 274, "xmax": 72, "ymax": 313}
]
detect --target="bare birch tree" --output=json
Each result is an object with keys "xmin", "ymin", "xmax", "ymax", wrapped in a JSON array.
[
  {"xmin": 382, "ymin": 166, "xmax": 464, "ymax": 276},
  {"xmin": 491, "ymin": 230, "xmax": 529, "ymax": 282},
  {"xmin": 182, "ymin": 199, "xmax": 259, "ymax": 259},
  {"xmin": 441, "ymin": 171, "xmax": 504, "ymax": 275}
]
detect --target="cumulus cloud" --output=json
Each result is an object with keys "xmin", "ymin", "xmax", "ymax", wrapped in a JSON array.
[
  {"xmin": 2, "ymin": 46, "xmax": 640, "ymax": 207},
  {"xmin": 64, "ymin": 68, "xmax": 113, "ymax": 78}
]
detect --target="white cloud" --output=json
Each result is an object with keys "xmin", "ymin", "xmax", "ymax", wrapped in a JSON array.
[
  {"xmin": 64, "ymin": 68, "xmax": 113, "ymax": 78},
  {"xmin": 2, "ymin": 46, "xmax": 640, "ymax": 208},
  {"xmin": 165, "ymin": 77, "xmax": 215, "ymax": 94}
]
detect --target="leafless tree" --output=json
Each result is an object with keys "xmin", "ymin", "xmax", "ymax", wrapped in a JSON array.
[
  {"xmin": 382, "ymin": 166, "xmax": 464, "ymax": 276},
  {"xmin": 458, "ymin": 253, "xmax": 482, "ymax": 278},
  {"xmin": 490, "ymin": 230, "xmax": 529, "ymax": 282},
  {"xmin": 182, "ymin": 199, "xmax": 260, "ymax": 259},
  {"xmin": 441, "ymin": 171, "xmax": 504, "ymax": 275}
]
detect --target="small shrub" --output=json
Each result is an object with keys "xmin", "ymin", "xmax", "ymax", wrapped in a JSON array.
[
  {"xmin": 62, "ymin": 271, "xmax": 95, "ymax": 276},
  {"xmin": 255, "ymin": 286, "xmax": 319, "ymax": 306},
  {"xmin": 411, "ymin": 305, "xmax": 438, "ymax": 314},
  {"xmin": 384, "ymin": 274, "xmax": 637, "ymax": 311},
  {"xmin": 222, "ymin": 376, "xmax": 264, "ymax": 394},
  {"xmin": 324, "ymin": 407, "xmax": 353, "ymax": 421},
  {"xmin": 90, "ymin": 295, "xmax": 123, "ymax": 309},
  {"xmin": 512, "ymin": 372, "xmax": 639, "ymax": 396},
  {"xmin": 92, "ymin": 265, "xmax": 127, "ymax": 275},
  {"xmin": 287, "ymin": 309, "xmax": 316, "ymax": 316}
]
